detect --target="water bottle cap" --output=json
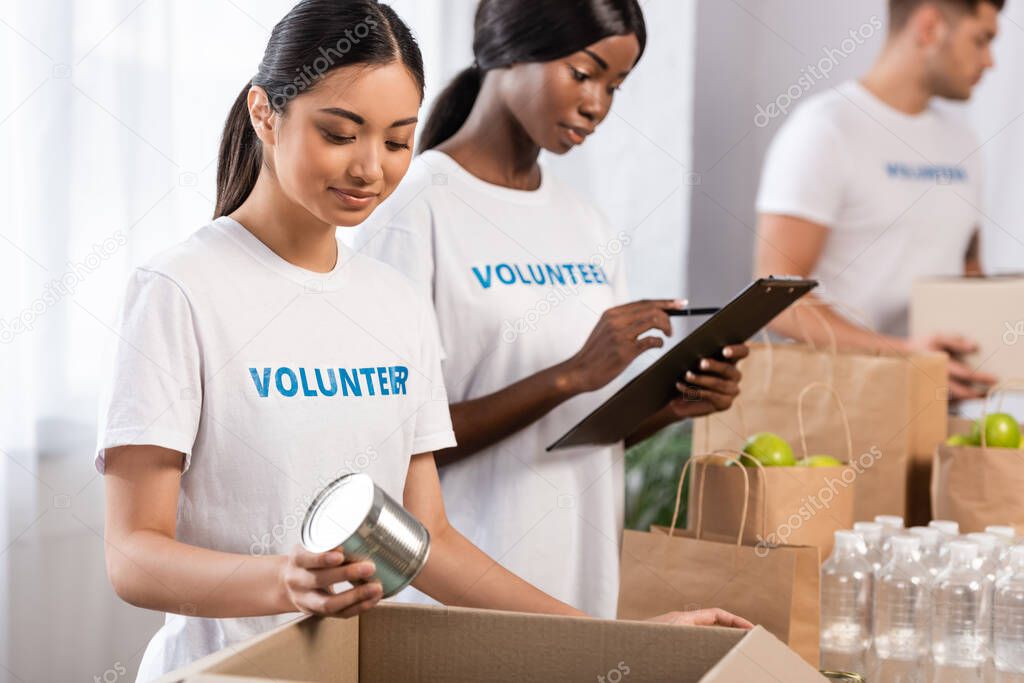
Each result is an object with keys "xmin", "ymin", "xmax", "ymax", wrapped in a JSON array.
[
  {"xmin": 853, "ymin": 521, "xmax": 883, "ymax": 540},
  {"xmin": 947, "ymin": 540, "xmax": 978, "ymax": 563},
  {"xmin": 929, "ymin": 520, "xmax": 960, "ymax": 536},
  {"xmin": 890, "ymin": 534, "xmax": 920, "ymax": 554},
  {"xmin": 966, "ymin": 532, "xmax": 997, "ymax": 550},
  {"xmin": 874, "ymin": 515, "xmax": 904, "ymax": 529},
  {"xmin": 834, "ymin": 530, "xmax": 864, "ymax": 550},
  {"xmin": 984, "ymin": 525, "xmax": 1016, "ymax": 541},
  {"xmin": 908, "ymin": 526, "xmax": 940, "ymax": 546}
]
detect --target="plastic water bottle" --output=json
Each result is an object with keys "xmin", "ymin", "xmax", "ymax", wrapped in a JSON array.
[
  {"xmin": 965, "ymin": 532, "xmax": 1000, "ymax": 584},
  {"xmin": 994, "ymin": 545, "xmax": 1024, "ymax": 675},
  {"xmin": 873, "ymin": 535, "xmax": 931, "ymax": 664},
  {"xmin": 929, "ymin": 520, "xmax": 961, "ymax": 566},
  {"xmin": 931, "ymin": 541, "xmax": 992, "ymax": 673},
  {"xmin": 985, "ymin": 525, "xmax": 1017, "ymax": 567},
  {"xmin": 929, "ymin": 519, "xmax": 961, "ymax": 540},
  {"xmin": 908, "ymin": 526, "xmax": 944, "ymax": 578},
  {"xmin": 985, "ymin": 524, "xmax": 1017, "ymax": 546},
  {"xmin": 821, "ymin": 530, "xmax": 873, "ymax": 672},
  {"xmin": 853, "ymin": 521, "xmax": 885, "ymax": 575},
  {"xmin": 876, "ymin": 515, "xmax": 904, "ymax": 564}
]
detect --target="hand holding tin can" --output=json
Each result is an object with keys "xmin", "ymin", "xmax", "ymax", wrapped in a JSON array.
[
  {"xmin": 279, "ymin": 544, "xmax": 384, "ymax": 617},
  {"xmin": 299, "ymin": 473, "xmax": 431, "ymax": 603}
]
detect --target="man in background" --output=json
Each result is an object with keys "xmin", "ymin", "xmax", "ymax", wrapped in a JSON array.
[{"xmin": 755, "ymin": 0, "xmax": 1003, "ymax": 399}]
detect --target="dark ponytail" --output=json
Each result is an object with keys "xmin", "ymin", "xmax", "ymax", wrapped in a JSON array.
[
  {"xmin": 417, "ymin": 66, "xmax": 482, "ymax": 157},
  {"xmin": 215, "ymin": 82, "xmax": 261, "ymax": 217},
  {"xmin": 214, "ymin": 0, "xmax": 425, "ymax": 218},
  {"xmin": 419, "ymin": 0, "xmax": 646, "ymax": 152}
]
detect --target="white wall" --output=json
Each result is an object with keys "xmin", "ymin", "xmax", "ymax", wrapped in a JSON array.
[
  {"xmin": 967, "ymin": 2, "xmax": 1024, "ymax": 273},
  {"xmin": 687, "ymin": 0, "xmax": 887, "ymax": 304}
]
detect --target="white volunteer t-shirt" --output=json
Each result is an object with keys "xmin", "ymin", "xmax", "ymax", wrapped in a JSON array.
[
  {"xmin": 354, "ymin": 150, "xmax": 630, "ymax": 618},
  {"xmin": 96, "ymin": 217, "xmax": 454, "ymax": 681},
  {"xmin": 757, "ymin": 80, "xmax": 982, "ymax": 337}
]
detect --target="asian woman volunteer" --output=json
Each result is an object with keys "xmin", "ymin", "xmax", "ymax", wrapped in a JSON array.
[
  {"xmin": 355, "ymin": 0, "xmax": 749, "ymax": 619},
  {"xmin": 97, "ymin": 1, "xmax": 751, "ymax": 680}
]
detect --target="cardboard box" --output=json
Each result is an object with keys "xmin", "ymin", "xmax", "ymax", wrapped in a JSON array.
[
  {"xmin": 155, "ymin": 603, "xmax": 827, "ymax": 682},
  {"xmin": 910, "ymin": 275, "xmax": 1024, "ymax": 382}
]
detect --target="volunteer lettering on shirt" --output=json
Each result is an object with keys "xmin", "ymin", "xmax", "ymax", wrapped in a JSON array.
[
  {"xmin": 756, "ymin": 80, "xmax": 982, "ymax": 337},
  {"xmin": 470, "ymin": 262, "xmax": 611, "ymax": 289},
  {"xmin": 248, "ymin": 365, "xmax": 410, "ymax": 397}
]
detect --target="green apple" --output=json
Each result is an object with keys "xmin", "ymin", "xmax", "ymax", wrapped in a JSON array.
[
  {"xmin": 945, "ymin": 433, "xmax": 972, "ymax": 447},
  {"xmin": 967, "ymin": 421, "xmax": 982, "ymax": 446},
  {"xmin": 972, "ymin": 413, "xmax": 1022, "ymax": 449},
  {"xmin": 797, "ymin": 454, "xmax": 844, "ymax": 467},
  {"xmin": 742, "ymin": 432, "xmax": 796, "ymax": 467}
]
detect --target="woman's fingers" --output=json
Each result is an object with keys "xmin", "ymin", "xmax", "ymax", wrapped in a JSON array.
[
  {"xmin": 301, "ymin": 581, "xmax": 383, "ymax": 616},
  {"xmin": 704, "ymin": 608, "xmax": 754, "ymax": 629},
  {"xmin": 621, "ymin": 306, "xmax": 673, "ymax": 338},
  {"xmin": 636, "ymin": 336, "xmax": 666, "ymax": 352},
  {"xmin": 310, "ymin": 560, "xmax": 377, "ymax": 589},
  {"xmin": 647, "ymin": 608, "xmax": 753, "ymax": 629},
  {"xmin": 321, "ymin": 581, "xmax": 383, "ymax": 615},
  {"xmin": 334, "ymin": 591, "xmax": 385, "ymax": 619},
  {"xmin": 675, "ymin": 385, "xmax": 735, "ymax": 411},
  {"xmin": 683, "ymin": 371, "xmax": 739, "ymax": 395},
  {"xmin": 721, "ymin": 343, "xmax": 749, "ymax": 361},
  {"xmin": 694, "ymin": 357, "xmax": 742, "ymax": 381},
  {"xmin": 290, "ymin": 544, "xmax": 344, "ymax": 569}
]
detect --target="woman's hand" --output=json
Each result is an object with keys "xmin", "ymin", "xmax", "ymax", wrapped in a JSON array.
[
  {"xmin": 565, "ymin": 299, "xmax": 686, "ymax": 393},
  {"xmin": 623, "ymin": 344, "xmax": 749, "ymax": 447},
  {"xmin": 663, "ymin": 343, "xmax": 749, "ymax": 419},
  {"xmin": 280, "ymin": 545, "xmax": 383, "ymax": 618},
  {"xmin": 646, "ymin": 608, "xmax": 754, "ymax": 629}
]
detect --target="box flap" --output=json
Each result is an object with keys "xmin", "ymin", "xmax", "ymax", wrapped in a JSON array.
[
  {"xmin": 698, "ymin": 626, "xmax": 827, "ymax": 682},
  {"xmin": 153, "ymin": 614, "xmax": 359, "ymax": 683},
  {"xmin": 358, "ymin": 603, "xmax": 745, "ymax": 682}
]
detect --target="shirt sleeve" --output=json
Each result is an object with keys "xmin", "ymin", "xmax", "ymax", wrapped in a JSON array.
[
  {"xmin": 409, "ymin": 296, "xmax": 456, "ymax": 456},
  {"xmin": 95, "ymin": 268, "xmax": 203, "ymax": 473},
  {"xmin": 755, "ymin": 107, "xmax": 847, "ymax": 228}
]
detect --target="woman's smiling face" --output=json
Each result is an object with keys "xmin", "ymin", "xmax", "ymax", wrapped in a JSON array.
[
  {"xmin": 498, "ymin": 33, "xmax": 641, "ymax": 154},
  {"xmin": 251, "ymin": 62, "xmax": 422, "ymax": 227}
]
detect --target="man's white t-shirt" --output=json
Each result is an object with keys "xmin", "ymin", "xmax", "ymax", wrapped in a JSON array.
[
  {"xmin": 757, "ymin": 80, "xmax": 982, "ymax": 337},
  {"xmin": 354, "ymin": 150, "xmax": 631, "ymax": 618},
  {"xmin": 96, "ymin": 217, "xmax": 455, "ymax": 681}
]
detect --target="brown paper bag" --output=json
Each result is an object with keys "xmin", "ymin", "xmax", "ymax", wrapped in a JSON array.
[
  {"xmin": 694, "ymin": 340, "xmax": 945, "ymax": 522},
  {"xmin": 618, "ymin": 453, "xmax": 821, "ymax": 666},
  {"xmin": 931, "ymin": 383, "xmax": 1024, "ymax": 534},
  {"xmin": 688, "ymin": 383, "xmax": 856, "ymax": 558}
]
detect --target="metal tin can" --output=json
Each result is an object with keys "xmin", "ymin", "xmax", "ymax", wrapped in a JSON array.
[
  {"xmin": 300, "ymin": 473, "xmax": 430, "ymax": 598},
  {"xmin": 820, "ymin": 672, "xmax": 866, "ymax": 682}
]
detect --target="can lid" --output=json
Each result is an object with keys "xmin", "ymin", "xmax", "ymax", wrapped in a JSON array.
[{"xmin": 301, "ymin": 473, "xmax": 375, "ymax": 553}]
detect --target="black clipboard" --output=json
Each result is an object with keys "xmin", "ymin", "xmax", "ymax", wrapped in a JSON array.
[{"xmin": 547, "ymin": 277, "xmax": 817, "ymax": 450}]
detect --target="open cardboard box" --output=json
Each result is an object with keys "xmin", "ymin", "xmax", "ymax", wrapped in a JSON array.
[
  {"xmin": 155, "ymin": 602, "xmax": 827, "ymax": 682},
  {"xmin": 911, "ymin": 275, "xmax": 1024, "ymax": 381}
]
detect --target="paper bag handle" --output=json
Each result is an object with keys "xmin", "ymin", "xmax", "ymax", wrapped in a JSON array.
[
  {"xmin": 797, "ymin": 381, "xmax": 854, "ymax": 463},
  {"xmin": 980, "ymin": 379, "xmax": 1024, "ymax": 450},
  {"xmin": 702, "ymin": 449, "xmax": 770, "ymax": 542},
  {"xmin": 669, "ymin": 450, "xmax": 768, "ymax": 546}
]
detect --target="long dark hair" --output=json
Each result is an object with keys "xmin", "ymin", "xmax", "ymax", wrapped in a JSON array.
[
  {"xmin": 215, "ymin": 0, "xmax": 425, "ymax": 218},
  {"xmin": 419, "ymin": 0, "xmax": 646, "ymax": 153}
]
